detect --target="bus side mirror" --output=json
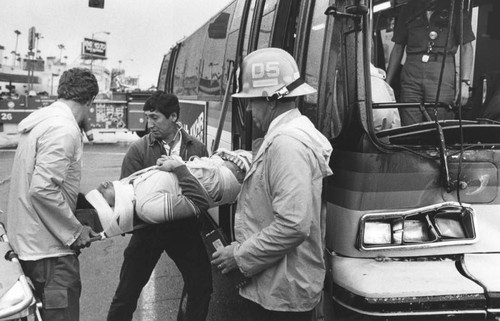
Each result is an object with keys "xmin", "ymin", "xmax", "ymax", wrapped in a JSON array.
[{"xmin": 208, "ymin": 12, "xmax": 230, "ymax": 39}]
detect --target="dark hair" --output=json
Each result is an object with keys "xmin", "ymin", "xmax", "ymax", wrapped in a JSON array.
[
  {"xmin": 143, "ymin": 91, "xmax": 180, "ymax": 119},
  {"xmin": 57, "ymin": 68, "xmax": 99, "ymax": 104}
]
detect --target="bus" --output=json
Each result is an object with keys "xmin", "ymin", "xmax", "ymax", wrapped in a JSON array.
[{"xmin": 157, "ymin": 0, "xmax": 500, "ymax": 319}]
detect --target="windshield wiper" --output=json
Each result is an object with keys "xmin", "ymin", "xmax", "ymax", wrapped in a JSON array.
[{"xmin": 435, "ymin": 120, "xmax": 453, "ymax": 192}]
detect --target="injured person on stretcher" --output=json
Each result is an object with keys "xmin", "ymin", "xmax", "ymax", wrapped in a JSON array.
[{"xmin": 84, "ymin": 149, "xmax": 252, "ymax": 238}]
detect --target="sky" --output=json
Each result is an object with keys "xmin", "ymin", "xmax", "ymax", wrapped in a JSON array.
[{"xmin": 0, "ymin": 0, "xmax": 233, "ymax": 89}]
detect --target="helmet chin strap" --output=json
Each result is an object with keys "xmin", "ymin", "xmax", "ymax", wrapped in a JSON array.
[{"xmin": 267, "ymin": 78, "xmax": 305, "ymax": 101}]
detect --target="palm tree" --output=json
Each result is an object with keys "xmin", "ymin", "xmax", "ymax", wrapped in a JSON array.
[{"xmin": 57, "ymin": 44, "xmax": 65, "ymax": 62}]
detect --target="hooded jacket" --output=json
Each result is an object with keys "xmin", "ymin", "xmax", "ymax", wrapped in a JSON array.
[
  {"xmin": 7, "ymin": 101, "xmax": 84, "ymax": 260},
  {"xmin": 233, "ymin": 108, "xmax": 333, "ymax": 311}
]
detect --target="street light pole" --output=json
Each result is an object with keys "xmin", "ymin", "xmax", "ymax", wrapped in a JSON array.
[
  {"xmin": 35, "ymin": 33, "xmax": 43, "ymax": 58},
  {"xmin": 14, "ymin": 30, "xmax": 21, "ymax": 53},
  {"xmin": 89, "ymin": 31, "xmax": 110, "ymax": 73}
]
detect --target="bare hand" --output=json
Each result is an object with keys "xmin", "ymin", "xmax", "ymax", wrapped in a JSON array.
[
  {"xmin": 157, "ymin": 156, "xmax": 183, "ymax": 172},
  {"xmin": 211, "ymin": 243, "xmax": 239, "ymax": 274},
  {"xmin": 71, "ymin": 226, "xmax": 98, "ymax": 250},
  {"xmin": 156, "ymin": 155, "xmax": 169, "ymax": 166}
]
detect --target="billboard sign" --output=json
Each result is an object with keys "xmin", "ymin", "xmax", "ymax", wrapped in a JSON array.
[
  {"xmin": 23, "ymin": 59, "xmax": 45, "ymax": 72},
  {"xmin": 178, "ymin": 100, "xmax": 207, "ymax": 144},
  {"xmin": 82, "ymin": 38, "xmax": 107, "ymax": 58}
]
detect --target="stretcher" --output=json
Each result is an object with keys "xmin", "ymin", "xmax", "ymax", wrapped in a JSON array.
[{"xmin": 0, "ymin": 223, "xmax": 40, "ymax": 321}]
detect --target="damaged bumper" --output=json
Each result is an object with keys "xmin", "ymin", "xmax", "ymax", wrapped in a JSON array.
[{"xmin": 327, "ymin": 251, "xmax": 500, "ymax": 318}]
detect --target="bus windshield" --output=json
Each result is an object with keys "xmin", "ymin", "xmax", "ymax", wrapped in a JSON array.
[{"xmin": 370, "ymin": 0, "xmax": 500, "ymax": 146}]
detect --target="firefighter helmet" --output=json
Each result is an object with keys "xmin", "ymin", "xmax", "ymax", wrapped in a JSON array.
[{"xmin": 232, "ymin": 48, "xmax": 316, "ymax": 100}]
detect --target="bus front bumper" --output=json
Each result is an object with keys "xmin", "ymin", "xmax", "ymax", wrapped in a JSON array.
[{"xmin": 327, "ymin": 251, "xmax": 500, "ymax": 318}]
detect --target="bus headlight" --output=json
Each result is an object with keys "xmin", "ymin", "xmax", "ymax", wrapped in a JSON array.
[{"xmin": 359, "ymin": 202, "xmax": 477, "ymax": 250}]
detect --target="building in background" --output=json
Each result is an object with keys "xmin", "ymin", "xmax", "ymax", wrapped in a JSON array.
[{"xmin": 0, "ymin": 34, "xmax": 112, "ymax": 98}]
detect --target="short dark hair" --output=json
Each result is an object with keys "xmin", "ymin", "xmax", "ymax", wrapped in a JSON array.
[
  {"xmin": 143, "ymin": 91, "xmax": 180, "ymax": 119},
  {"xmin": 57, "ymin": 68, "xmax": 99, "ymax": 104}
]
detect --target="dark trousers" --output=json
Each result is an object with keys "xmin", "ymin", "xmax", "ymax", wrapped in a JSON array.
[
  {"xmin": 245, "ymin": 299, "xmax": 314, "ymax": 321},
  {"xmin": 21, "ymin": 255, "xmax": 81, "ymax": 321},
  {"xmin": 399, "ymin": 55, "xmax": 456, "ymax": 126},
  {"xmin": 107, "ymin": 218, "xmax": 213, "ymax": 321}
]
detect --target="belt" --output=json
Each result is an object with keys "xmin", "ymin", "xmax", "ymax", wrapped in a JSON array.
[
  {"xmin": 407, "ymin": 51, "xmax": 456, "ymax": 56},
  {"xmin": 406, "ymin": 53, "xmax": 455, "ymax": 63}
]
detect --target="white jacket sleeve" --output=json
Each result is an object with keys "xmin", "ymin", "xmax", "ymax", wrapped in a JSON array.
[
  {"xmin": 235, "ymin": 137, "xmax": 314, "ymax": 276},
  {"xmin": 135, "ymin": 166, "xmax": 210, "ymax": 223},
  {"xmin": 29, "ymin": 125, "xmax": 83, "ymax": 246}
]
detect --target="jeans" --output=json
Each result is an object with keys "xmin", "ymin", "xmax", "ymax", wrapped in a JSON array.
[{"xmin": 107, "ymin": 217, "xmax": 212, "ymax": 321}]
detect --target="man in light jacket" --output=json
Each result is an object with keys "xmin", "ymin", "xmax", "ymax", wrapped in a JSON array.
[
  {"xmin": 6, "ymin": 68, "xmax": 99, "ymax": 321},
  {"xmin": 211, "ymin": 48, "xmax": 333, "ymax": 320}
]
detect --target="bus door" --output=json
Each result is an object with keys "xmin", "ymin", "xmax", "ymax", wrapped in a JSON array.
[{"xmin": 232, "ymin": 0, "xmax": 305, "ymax": 150}]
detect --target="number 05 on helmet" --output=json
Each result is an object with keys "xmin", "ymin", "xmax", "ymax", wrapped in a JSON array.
[{"xmin": 232, "ymin": 47, "xmax": 316, "ymax": 100}]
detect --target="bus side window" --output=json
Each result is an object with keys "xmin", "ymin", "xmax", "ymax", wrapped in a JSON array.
[
  {"xmin": 157, "ymin": 53, "xmax": 170, "ymax": 92},
  {"xmin": 173, "ymin": 26, "xmax": 207, "ymax": 98},
  {"xmin": 256, "ymin": 0, "xmax": 278, "ymax": 49},
  {"xmin": 201, "ymin": 4, "xmax": 235, "ymax": 99}
]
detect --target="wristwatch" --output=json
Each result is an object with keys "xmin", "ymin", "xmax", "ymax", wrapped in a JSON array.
[{"xmin": 461, "ymin": 79, "xmax": 472, "ymax": 87}]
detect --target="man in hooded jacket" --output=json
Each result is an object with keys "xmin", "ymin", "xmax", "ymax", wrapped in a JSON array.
[
  {"xmin": 211, "ymin": 48, "xmax": 333, "ymax": 321},
  {"xmin": 6, "ymin": 68, "xmax": 99, "ymax": 321}
]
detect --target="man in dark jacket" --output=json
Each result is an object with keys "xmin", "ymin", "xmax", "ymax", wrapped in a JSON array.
[{"xmin": 107, "ymin": 91, "xmax": 211, "ymax": 321}]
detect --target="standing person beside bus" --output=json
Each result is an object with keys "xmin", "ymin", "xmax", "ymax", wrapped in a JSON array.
[
  {"xmin": 106, "ymin": 91, "xmax": 212, "ymax": 321},
  {"xmin": 211, "ymin": 48, "xmax": 333, "ymax": 321},
  {"xmin": 386, "ymin": 0, "xmax": 475, "ymax": 125},
  {"xmin": 6, "ymin": 68, "xmax": 99, "ymax": 321}
]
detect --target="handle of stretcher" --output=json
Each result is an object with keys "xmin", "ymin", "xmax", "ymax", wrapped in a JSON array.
[{"xmin": 90, "ymin": 232, "xmax": 107, "ymax": 243}]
